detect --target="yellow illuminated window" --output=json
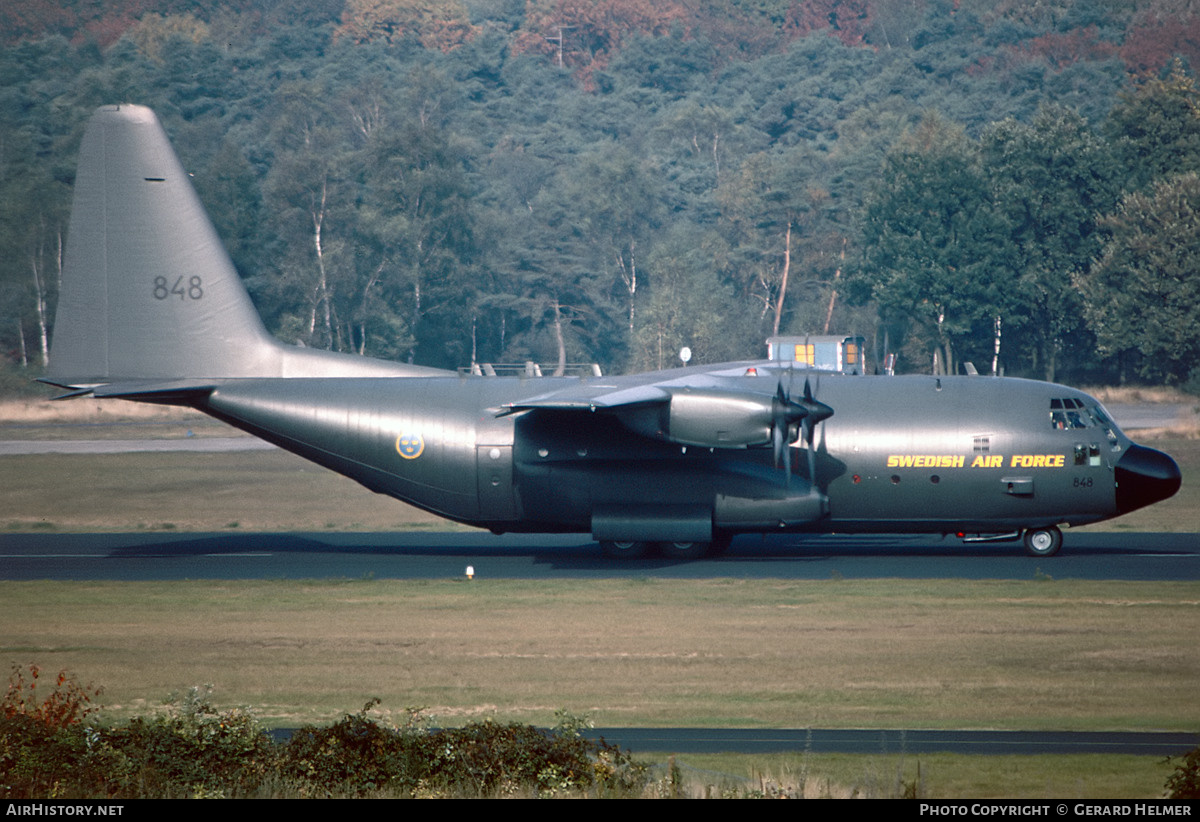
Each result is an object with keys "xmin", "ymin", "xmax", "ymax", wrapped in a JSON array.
[{"xmin": 795, "ymin": 344, "xmax": 814, "ymax": 365}]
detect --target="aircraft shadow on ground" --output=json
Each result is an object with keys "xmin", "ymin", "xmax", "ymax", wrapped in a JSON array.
[{"xmin": 98, "ymin": 532, "xmax": 1185, "ymax": 561}]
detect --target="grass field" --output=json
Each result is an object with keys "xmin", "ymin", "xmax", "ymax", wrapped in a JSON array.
[
  {"xmin": 2, "ymin": 577, "xmax": 1196, "ymax": 798},
  {"xmin": 667, "ymin": 752, "xmax": 1184, "ymax": 799},
  {"xmin": 2, "ymin": 577, "xmax": 1196, "ymax": 731}
]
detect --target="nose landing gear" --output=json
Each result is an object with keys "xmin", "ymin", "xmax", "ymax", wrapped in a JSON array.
[{"xmin": 1023, "ymin": 526, "xmax": 1062, "ymax": 557}]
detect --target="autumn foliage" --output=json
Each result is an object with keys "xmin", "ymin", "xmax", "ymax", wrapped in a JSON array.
[
  {"xmin": 335, "ymin": 0, "xmax": 479, "ymax": 51},
  {"xmin": 2, "ymin": 663, "xmax": 101, "ymax": 730},
  {"xmin": 0, "ymin": 680, "xmax": 646, "ymax": 799},
  {"xmin": 512, "ymin": 0, "xmax": 693, "ymax": 84}
]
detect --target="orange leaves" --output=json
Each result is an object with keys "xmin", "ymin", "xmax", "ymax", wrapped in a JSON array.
[
  {"xmin": 513, "ymin": 0, "xmax": 692, "ymax": 83},
  {"xmin": 2, "ymin": 663, "xmax": 102, "ymax": 729},
  {"xmin": 335, "ymin": 0, "xmax": 479, "ymax": 51}
]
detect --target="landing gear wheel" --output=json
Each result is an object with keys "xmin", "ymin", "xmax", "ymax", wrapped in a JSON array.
[
  {"xmin": 600, "ymin": 540, "xmax": 650, "ymax": 559},
  {"xmin": 658, "ymin": 541, "xmax": 709, "ymax": 561},
  {"xmin": 1023, "ymin": 526, "xmax": 1062, "ymax": 557}
]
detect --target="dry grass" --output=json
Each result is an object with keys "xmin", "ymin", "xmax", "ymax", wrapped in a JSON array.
[
  {"xmin": 2, "ymin": 578, "xmax": 1196, "ymax": 732},
  {"xmin": 673, "ymin": 752, "xmax": 1177, "ymax": 799},
  {"xmin": 1077, "ymin": 386, "xmax": 1200, "ymax": 440},
  {"xmin": 0, "ymin": 450, "xmax": 446, "ymax": 531},
  {"xmin": 1082, "ymin": 385, "xmax": 1196, "ymax": 404},
  {"xmin": 1125, "ymin": 422, "xmax": 1200, "ymax": 440},
  {"xmin": 0, "ymin": 397, "xmax": 206, "ymax": 424}
]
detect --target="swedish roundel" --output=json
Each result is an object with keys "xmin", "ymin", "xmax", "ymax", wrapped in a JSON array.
[{"xmin": 396, "ymin": 433, "xmax": 424, "ymax": 460}]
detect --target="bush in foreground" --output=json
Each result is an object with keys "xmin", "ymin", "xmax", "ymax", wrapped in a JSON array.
[
  {"xmin": 0, "ymin": 672, "xmax": 647, "ymax": 799},
  {"xmin": 1164, "ymin": 746, "xmax": 1200, "ymax": 799},
  {"xmin": 279, "ymin": 701, "xmax": 646, "ymax": 798}
]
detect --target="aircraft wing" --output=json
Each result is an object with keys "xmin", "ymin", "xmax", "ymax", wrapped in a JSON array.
[
  {"xmin": 499, "ymin": 364, "xmax": 778, "ymax": 412},
  {"xmin": 501, "ymin": 381, "xmax": 671, "ymax": 412},
  {"xmin": 501, "ymin": 366, "xmax": 830, "ymax": 452}
]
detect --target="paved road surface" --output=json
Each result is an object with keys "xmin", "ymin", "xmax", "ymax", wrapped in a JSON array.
[{"xmin": 1, "ymin": 530, "xmax": 1195, "ymax": 581}]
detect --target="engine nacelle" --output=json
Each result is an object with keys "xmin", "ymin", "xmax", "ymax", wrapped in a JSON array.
[{"xmin": 614, "ymin": 387, "xmax": 780, "ymax": 449}]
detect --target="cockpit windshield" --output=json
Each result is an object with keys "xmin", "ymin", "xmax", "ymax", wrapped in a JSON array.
[{"xmin": 1050, "ymin": 397, "xmax": 1120, "ymax": 449}]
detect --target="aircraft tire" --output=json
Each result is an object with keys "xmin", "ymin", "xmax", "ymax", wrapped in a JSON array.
[
  {"xmin": 1023, "ymin": 526, "xmax": 1062, "ymax": 557},
  {"xmin": 600, "ymin": 540, "xmax": 650, "ymax": 559},
  {"xmin": 658, "ymin": 541, "xmax": 709, "ymax": 560}
]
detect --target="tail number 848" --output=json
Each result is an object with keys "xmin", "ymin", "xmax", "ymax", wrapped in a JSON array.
[{"xmin": 153, "ymin": 275, "xmax": 203, "ymax": 301}]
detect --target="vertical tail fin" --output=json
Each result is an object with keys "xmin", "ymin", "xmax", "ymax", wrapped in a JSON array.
[
  {"xmin": 47, "ymin": 105, "xmax": 441, "ymax": 388},
  {"xmin": 48, "ymin": 104, "xmax": 282, "ymax": 384}
]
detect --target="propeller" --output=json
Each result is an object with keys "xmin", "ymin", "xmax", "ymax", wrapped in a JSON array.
[
  {"xmin": 770, "ymin": 370, "xmax": 833, "ymax": 484},
  {"xmin": 799, "ymin": 376, "xmax": 833, "ymax": 486},
  {"xmin": 770, "ymin": 381, "xmax": 802, "ymax": 481}
]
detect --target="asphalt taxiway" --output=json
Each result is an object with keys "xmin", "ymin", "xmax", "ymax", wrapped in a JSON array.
[{"xmin": 0, "ymin": 530, "xmax": 1196, "ymax": 581}]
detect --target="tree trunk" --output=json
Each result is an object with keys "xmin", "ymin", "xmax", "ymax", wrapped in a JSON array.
[
  {"xmin": 17, "ymin": 319, "xmax": 28, "ymax": 368},
  {"xmin": 311, "ymin": 178, "xmax": 334, "ymax": 350},
  {"xmin": 1043, "ymin": 342, "xmax": 1057, "ymax": 383},
  {"xmin": 552, "ymin": 298, "xmax": 566, "ymax": 377},
  {"xmin": 822, "ymin": 237, "xmax": 846, "ymax": 335},
  {"xmin": 991, "ymin": 316, "xmax": 1002, "ymax": 376},
  {"xmin": 31, "ymin": 253, "xmax": 49, "ymax": 367},
  {"xmin": 772, "ymin": 221, "xmax": 792, "ymax": 337}
]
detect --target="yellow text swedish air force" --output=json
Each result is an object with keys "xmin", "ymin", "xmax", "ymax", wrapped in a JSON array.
[{"xmin": 886, "ymin": 455, "xmax": 1066, "ymax": 469}]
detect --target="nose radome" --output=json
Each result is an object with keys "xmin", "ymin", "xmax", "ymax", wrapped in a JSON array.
[{"xmin": 1115, "ymin": 444, "xmax": 1182, "ymax": 515}]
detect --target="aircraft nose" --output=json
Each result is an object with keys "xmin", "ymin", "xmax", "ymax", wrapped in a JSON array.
[{"xmin": 1115, "ymin": 444, "xmax": 1181, "ymax": 514}]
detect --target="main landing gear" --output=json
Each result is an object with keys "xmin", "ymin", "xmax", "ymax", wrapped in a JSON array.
[
  {"xmin": 598, "ymin": 540, "xmax": 651, "ymax": 559},
  {"xmin": 599, "ymin": 532, "xmax": 733, "ymax": 560}
]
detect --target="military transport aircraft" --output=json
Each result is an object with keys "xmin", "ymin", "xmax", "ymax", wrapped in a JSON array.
[{"xmin": 42, "ymin": 105, "xmax": 1182, "ymax": 559}]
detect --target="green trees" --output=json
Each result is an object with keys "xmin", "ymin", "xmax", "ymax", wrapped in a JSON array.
[
  {"xmin": 1105, "ymin": 60, "xmax": 1200, "ymax": 192},
  {"xmin": 981, "ymin": 105, "xmax": 1119, "ymax": 381},
  {"xmin": 359, "ymin": 81, "xmax": 478, "ymax": 365},
  {"xmin": 1080, "ymin": 173, "xmax": 1200, "ymax": 385},
  {"xmin": 858, "ymin": 104, "xmax": 1127, "ymax": 380},
  {"xmin": 858, "ymin": 115, "xmax": 1003, "ymax": 375},
  {"xmin": 336, "ymin": 0, "xmax": 479, "ymax": 50},
  {"xmin": 3, "ymin": 2, "xmax": 1198, "ymax": 384},
  {"xmin": 254, "ymin": 67, "xmax": 479, "ymax": 367},
  {"xmin": 260, "ymin": 84, "xmax": 360, "ymax": 352}
]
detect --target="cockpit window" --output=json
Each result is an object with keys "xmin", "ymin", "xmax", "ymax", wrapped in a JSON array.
[
  {"xmin": 1050, "ymin": 398, "xmax": 1091, "ymax": 430},
  {"xmin": 1051, "ymin": 398, "xmax": 1121, "ymax": 450},
  {"xmin": 1088, "ymin": 405, "xmax": 1120, "ymax": 449}
]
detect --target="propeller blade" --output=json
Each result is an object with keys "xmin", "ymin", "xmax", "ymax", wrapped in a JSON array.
[
  {"xmin": 772, "ymin": 422, "xmax": 791, "ymax": 484},
  {"xmin": 772, "ymin": 373, "xmax": 817, "ymax": 485},
  {"xmin": 797, "ymin": 375, "xmax": 832, "ymax": 482},
  {"xmin": 807, "ymin": 427, "xmax": 817, "ymax": 484}
]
